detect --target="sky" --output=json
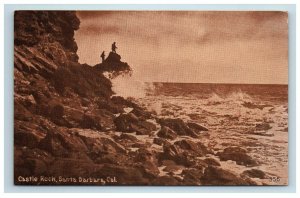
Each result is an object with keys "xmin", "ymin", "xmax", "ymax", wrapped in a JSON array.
[{"xmin": 75, "ymin": 11, "xmax": 288, "ymax": 84}]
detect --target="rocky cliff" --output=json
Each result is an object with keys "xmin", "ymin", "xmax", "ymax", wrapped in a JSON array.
[{"xmin": 14, "ymin": 11, "xmax": 258, "ymax": 186}]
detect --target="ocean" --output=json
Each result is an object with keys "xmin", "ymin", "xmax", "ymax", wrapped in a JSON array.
[{"xmin": 135, "ymin": 83, "xmax": 288, "ymax": 185}]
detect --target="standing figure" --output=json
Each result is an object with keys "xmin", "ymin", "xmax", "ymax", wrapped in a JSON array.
[
  {"xmin": 100, "ymin": 51, "xmax": 105, "ymax": 62},
  {"xmin": 112, "ymin": 42, "xmax": 117, "ymax": 53}
]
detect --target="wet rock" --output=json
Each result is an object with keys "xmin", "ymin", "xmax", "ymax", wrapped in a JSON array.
[
  {"xmin": 158, "ymin": 118, "xmax": 199, "ymax": 137},
  {"xmin": 157, "ymin": 126, "xmax": 178, "ymax": 140},
  {"xmin": 241, "ymin": 169, "xmax": 266, "ymax": 179},
  {"xmin": 174, "ymin": 139, "xmax": 208, "ymax": 156},
  {"xmin": 114, "ymin": 113, "xmax": 138, "ymax": 132},
  {"xmin": 160, "ymin": 140, "xmax": 207, "ymax": 166},
  {"xmin": 114, "ymin": 113, "xmax": 156, "ymax": 135},
  {"xmin": 216, "ymin": 147, "xmax": 258, "ymax": 167},
  {"xmin": 201, "ymin": 166, "xmax": 256, "ymax": 185}
]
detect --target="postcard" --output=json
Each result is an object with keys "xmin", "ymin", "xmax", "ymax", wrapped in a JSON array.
[{"xmin": 14, "ymin": 10, "xmax": 288, "ymax": 186}]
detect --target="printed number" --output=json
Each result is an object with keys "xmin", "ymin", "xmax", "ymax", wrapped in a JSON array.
[{"xmin": 269, "ymin": 176, "xmax": 280, "ymax": 183}]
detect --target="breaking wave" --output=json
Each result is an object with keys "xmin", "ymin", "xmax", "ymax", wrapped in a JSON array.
[
  {"xmin": 110, "ymin": 73, "xmax": 155, "ymax": 99},
  {"xmin": 206, "ymin": 90, "xmax": 253, "ymax": 105}
]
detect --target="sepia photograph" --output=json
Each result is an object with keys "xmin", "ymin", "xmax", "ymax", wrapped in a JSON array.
[{"xmin": 14, "ymin": 10, "xmax": 288, "ymax": 186}]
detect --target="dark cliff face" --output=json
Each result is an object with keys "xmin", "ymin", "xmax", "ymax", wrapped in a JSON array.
[
  {"xmin": 15, "ymin": 11, "xmax": 80, "ymax": 62},
  {"xmin": 14, "ymin": 11, "xmax": 114, "ymax": 98}
]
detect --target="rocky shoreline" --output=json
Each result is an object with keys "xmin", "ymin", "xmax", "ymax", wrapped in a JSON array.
[{"xmin": 14, "ymin": 11, "xmax": 269, "ymax": 186}]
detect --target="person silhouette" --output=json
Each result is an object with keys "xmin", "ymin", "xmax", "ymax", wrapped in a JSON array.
[
  {"xmin": 112, "ymin": 42, "xmax": 117, "ymax": 53},
  {"xmin": 100, "ymin": 51, "xmax": 105, "ymax": 62}
]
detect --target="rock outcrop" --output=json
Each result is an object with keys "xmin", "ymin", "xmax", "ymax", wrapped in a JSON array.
[{"xmin": 94, "ymin": 52, "xmax": 132, "ymax": 78}]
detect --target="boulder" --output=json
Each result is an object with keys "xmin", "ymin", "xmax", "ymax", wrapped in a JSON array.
[
  {"xmin": 114, "ymin": 113, "xmax": 156, "ymax": 135},
  {"xmin": 158, "ymin": 118, "xmax": 199, "ymax": 137},
  {"xmin": 94, "ymin": 52, "xmax": 132, "ymax": 78},
  {"xmin": 216, "ymin": 147, "xmax": 258, "ymax": 167},
  {"xmin": 160, "ymin": 140, "xmax": 208, "ymax": 166},
  {"xmin": 157, "ymin": 126, "xmax": 177, "ymax": 140},
  {"xmin": 187, "ymin": 122, "xmax": 208, "ymax": 132},
  {"xmin": 114, "ymin": 113, "xmax": 139, "ymax": 132},
  {"xmin": 134, "ymin": 121, "xmax": 157, "ymax": 135},
  {"xmin": 174, "ymin": 139, "xmax": 208, "ymax": 156},
  {"xmin": 131, "ymin": 107, "xmax": 152, "ymax": 120},
  {"xmin": 201, "ymin": 166, "xmax": 256, "ymax": 185},
  {"xmin": 241, "ymin": 169, "xmax": 266, "ymax": 179}
]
